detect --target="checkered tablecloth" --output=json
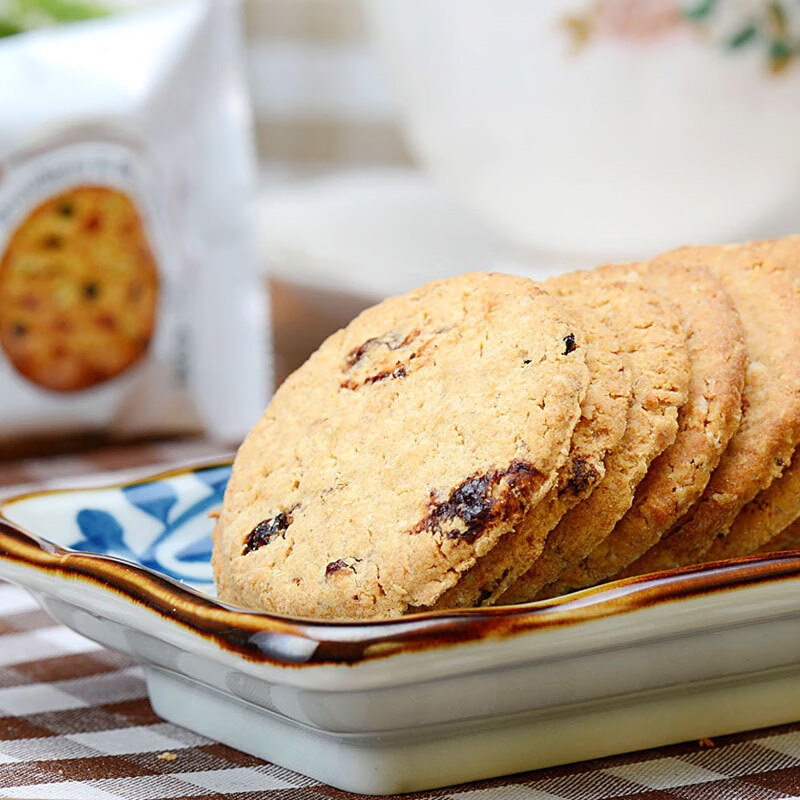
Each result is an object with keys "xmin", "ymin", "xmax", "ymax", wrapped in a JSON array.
[{"xmin": 5, "ymin": 442, "xmax": 800, "ymax": 799}]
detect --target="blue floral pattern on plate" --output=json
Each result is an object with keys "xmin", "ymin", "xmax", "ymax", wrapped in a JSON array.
[{"xmin": 5, "ymin": 464, "xmax": 231, "ymax": 595}]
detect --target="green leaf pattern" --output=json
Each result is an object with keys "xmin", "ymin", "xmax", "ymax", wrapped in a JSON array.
[
  {"xmin": 0, "ymin": 0, "xmax": 107, "ymax": 38},
  {"xmin": 683, "ymin": 0, "xmax": 800, "ymax": 72}
]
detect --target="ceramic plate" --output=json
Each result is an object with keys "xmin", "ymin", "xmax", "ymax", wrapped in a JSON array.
[{"xmin": 2, "ymin": 459, "xmax": 800, "ymax": 795}]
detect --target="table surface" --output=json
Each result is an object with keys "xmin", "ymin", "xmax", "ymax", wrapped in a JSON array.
[{"xmin": 3, "ymin": 284, "xmax": 800, "ymax": 800}]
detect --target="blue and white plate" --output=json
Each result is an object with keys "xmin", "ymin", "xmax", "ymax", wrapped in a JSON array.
[
  {"xmin": 5, "ymin": 463, "xmax": 230, "ymax": 595},
  {"xmin": 2, "ymin": 458, "xmax": 800, "ymax": 795}
]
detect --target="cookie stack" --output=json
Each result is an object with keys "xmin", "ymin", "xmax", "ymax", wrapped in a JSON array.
[{"xmin": 212, "ymin": 237, "xmax": 800, "ymax": 620}]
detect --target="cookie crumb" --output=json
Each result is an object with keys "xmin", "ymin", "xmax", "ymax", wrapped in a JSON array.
[
  {"xmin": 208, "ymin": 508, "xmax": 221, "ymax": 519},
  {"xmin": 698, "ymin": 738, "xmax": 715, "ymax": 748},
  {"xmin": 157, "ymin": 751, "xmax": 177, "ymax": 761}
]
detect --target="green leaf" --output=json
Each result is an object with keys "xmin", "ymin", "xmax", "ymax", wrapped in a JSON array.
[
  {"xmin": 769, "ymin": 39, "xmax": 794, "ymax": 72},
  {"xmin": 0, "ymin": 17, "xmax": 24, "ymax": 37},
  {"xmin": 684, "ymin": 0, "xmax": 717, "ymax": 21},
  {"xmin": 17, "ymin": 0, "xmax": 107, "ymax": 23},
  {"xmin": 771, "ymin": 40, "xmax": 792, "ymax": 58},
  {"xmin": 729, "ymin": 25, "xmax": 757, "ymax": 48}
]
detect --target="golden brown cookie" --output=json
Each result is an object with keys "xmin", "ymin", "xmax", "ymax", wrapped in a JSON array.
[
  {"xmin": 0, "ymin": 185, "xmax": 158, "ymax": 392},
  {"xmin": 433, "ymin": 299, "xmax": 632, "ymax": 608},
  {"xmin": 212, "ymin": 272, "xmax": 590, "ymax": 620},
  {"xmin": 758, "ymin": 516, "xmax": 800, "ymax": 553},
  {"xmin": 501, "ymin": 270, "xmax": 689, "ymax": 604},
  {"xmin": 592, "ymin": 260, "xmax": 747, "ymax": 581},
  {"xmin": 618, "ymin": 239, "xmax": 800, "ymax": 571},
  {"xmin": 705, "ymin": 450, "xmax": 800, "ymax": 561}
]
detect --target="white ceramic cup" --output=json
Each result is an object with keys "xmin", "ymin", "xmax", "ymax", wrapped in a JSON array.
[{"xmin": 366, "ymin": 0, "xmax": 800, "ymax": 259}]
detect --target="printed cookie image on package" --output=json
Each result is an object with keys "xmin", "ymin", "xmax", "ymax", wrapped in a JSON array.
[
  {"xmin": 0, "ymin": 0, "xmax": 269, "ymax": 452},
  {"xmin": 0, "ymin": 185, "xmax": 159, "ymax": 392}
]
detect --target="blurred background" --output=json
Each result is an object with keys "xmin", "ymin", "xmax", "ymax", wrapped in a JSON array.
[{"xmin": 3, "ymin": 0, "xmax": 800, "ymax": 457}]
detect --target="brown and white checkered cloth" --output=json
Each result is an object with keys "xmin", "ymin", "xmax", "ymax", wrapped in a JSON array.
[
  {"xmin": 245, "ymin": 0, "xmax": 410, "ymax": 176},
  {"xmin": 5, "ymin": 442, "xmax": 800, "ymax": 799}
]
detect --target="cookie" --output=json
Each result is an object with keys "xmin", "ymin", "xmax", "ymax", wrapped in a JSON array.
[
  {"xmin": 593, "ymin": 260, "xmax": 747, "ymax": 581},
  {"xmin": 433, "ymin": 299, "xmax": 632, "ymax": 608},
  {"xmin": 618, "ymin": 239, "xmax": 800, "ymax": 571},
  {"xmin": 212, "ymin": 272, "xmax": 589, "ymax": 620},
  {"xmin": 705, "ymin": 449, "xmax": 800, "ymax": 561},
  {"xmin": 501, "ymin": 271, "xmax": 689, "ymax": 603},
  {"xmin": 758, "ymin": 516, "xmax": 800, "ymax": 554},
  {"xmin": 0, "ymin": 185, "xmax": 158, "ymax": 392}
]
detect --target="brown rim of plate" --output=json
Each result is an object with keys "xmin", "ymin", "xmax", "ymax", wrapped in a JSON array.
[{"xmin": 1, "ymin": 458, "xmax": 799, "ymax": 668}]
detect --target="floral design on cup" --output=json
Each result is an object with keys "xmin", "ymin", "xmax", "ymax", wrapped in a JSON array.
[{"xmin": 563, "ymin": 0, "xmax": 800, "ymax": 73}]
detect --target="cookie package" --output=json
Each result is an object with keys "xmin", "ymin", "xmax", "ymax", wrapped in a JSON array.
[{"xmin": 0, "ymin": 0, "xmax": 269, "ymax": 455}]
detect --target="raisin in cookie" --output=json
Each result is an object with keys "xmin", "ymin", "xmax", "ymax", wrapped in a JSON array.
[
  {"xmin": 213, "ymin": 272, "xmax": 589, "ymax": 619},
  {"xmin": 435, "ymin": 297, "xmax": 632, "ymax": 608},
  {"xmin": 0, "ymin": 186, "xmax": 159, "ymax": 392}
]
